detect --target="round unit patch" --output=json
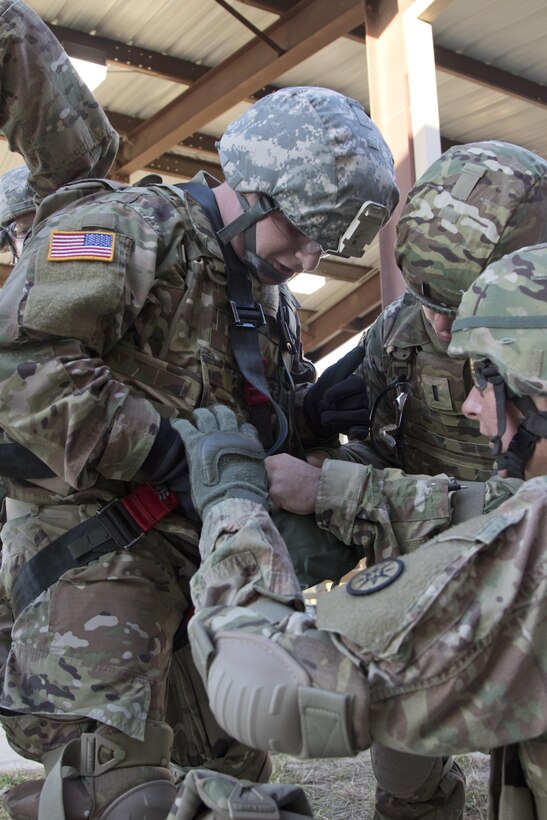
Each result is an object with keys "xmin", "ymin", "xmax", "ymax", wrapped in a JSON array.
[{"xmin": 346, "ymin": 558, "xmax": 404, "ymax": 596}]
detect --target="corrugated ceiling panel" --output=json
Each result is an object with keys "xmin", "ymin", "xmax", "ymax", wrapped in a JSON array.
[
  {"xmin": 434, "ymin": 0, "xmax": 547, "ymax": 86},
  {"xmin": 437, "ymin": 73, "xmax": 547, "ymax": 159},
  {"xmin": 28, "ymin": 0, "xmax": 278, "ymax": 65},
  {"xmin": 275, "ymin": 38, "xmax": 370, "ymax": 110}
]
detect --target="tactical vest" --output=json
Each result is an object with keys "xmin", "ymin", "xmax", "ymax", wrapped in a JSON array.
[
  {"xmin": 374, "ymin": 294, "xmax": 495, "ymax": 481},
  {"xmin": 0, "ymin": 175, "xmax": 313, "ymax": 505}
]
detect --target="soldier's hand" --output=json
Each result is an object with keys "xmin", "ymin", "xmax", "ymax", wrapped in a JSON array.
[
  {"xmin": 171, "ymin": 405, "xmax": 269, "ymax": 520},
  {"xmin": 303, "ymin": 345, "xmax": 370, "ymax": 438},
  {"xmin": 265, "ymin": 453, "xmax": 320, "ymax": 514}
]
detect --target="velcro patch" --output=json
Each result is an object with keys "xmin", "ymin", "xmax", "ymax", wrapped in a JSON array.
[
  {"xmin": 346, "ymin": 559, "xmax": 404, "ymax": 596},
  {"xmin": 48, "ymin": 231, "xmax": 116, "ymax": 261}
]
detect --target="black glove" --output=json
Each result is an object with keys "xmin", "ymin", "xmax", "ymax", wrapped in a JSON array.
[
  {"xmin": 303, "ymin": 345, "xmax": 370, "ymax": 438},
  {"xmin": 141, "ymin": 417, "xmax": 198, "ymax": 521}
]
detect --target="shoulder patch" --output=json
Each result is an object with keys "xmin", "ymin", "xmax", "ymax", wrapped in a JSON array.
[
  {"xmin": 48, "ymin": 231, "xmax": 116, "ymax": 262},
  {"xmin": 347, "ymin": 558, "xmax": 404, "ymax": 596}
]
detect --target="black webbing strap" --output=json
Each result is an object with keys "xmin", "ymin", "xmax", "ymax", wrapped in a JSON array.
[
  {"xmin": 179, "ymin": 182, "xmax": 289, "ymax": 454},
  {"xmin": 10, "ymin": 484, "xmax": 179, "ymax": 618},
  {"xmin": 0, "ymin": 440, "xmax": 55, "ymax": 479}
]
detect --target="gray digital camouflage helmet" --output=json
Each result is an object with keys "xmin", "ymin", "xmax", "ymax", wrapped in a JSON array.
[
  {"xmin": 395, "ymin": 141, "xmax": 547, "ymax": 315},
  {"xmin": 0, "ymin": 165, "xmax": 35, "ymax": 226},
  {"xmin": 217, "ymin": 86, "xmax": 400, "ymax": 258}
]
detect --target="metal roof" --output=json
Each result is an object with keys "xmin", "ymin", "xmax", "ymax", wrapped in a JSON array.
[{"xmin": 1, "ymin": 0, "xmax": 545, "ymax": 359}]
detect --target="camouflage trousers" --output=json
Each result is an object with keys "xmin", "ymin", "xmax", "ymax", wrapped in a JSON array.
[{"xmin": 0, "ymin": 501, "xmax": 267, "ymax": 780}]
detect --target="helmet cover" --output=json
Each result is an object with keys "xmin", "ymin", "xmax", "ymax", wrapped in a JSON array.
[
  {"xmin": 396, "ymin": 141, "xmax": 547, "ymax": 313},
  {"xmin": 218, "ymin": 86, "xmax": 400, "ymax": 253},
  {"xmin": 449, "ymin": 243, "xmax": 547, "ymax": 397}
]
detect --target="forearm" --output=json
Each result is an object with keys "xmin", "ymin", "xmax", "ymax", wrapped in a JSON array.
[
  {"xmin": 315, "ymin": 462, "xmax": 523, "ymax": 564},
  {"xmin": 315, "ymin": 459, "xmax": 453, "ymax": 562},
  {"xmin": 0, "ymin": 0, "xmax": 118, "ymax": 197},
  {"xmin": 190, "ymin": 498, "xmax": 304, "ymax": 609},
  {"xmin": 0, "ymin": 342, "xmax": 159, "ymax": 488}
]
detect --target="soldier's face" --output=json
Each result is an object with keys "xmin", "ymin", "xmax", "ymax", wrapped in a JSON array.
[
  {"xmin": 421, "ymin": 306, "xmax": 454, "ymax": 343},
  {"xmin": 462, "ymin": 384, "xmax": 522, "ymax": 474},
  {"xmin": 254, "ymin": 209, "xmax": 322, "ymax": 285}
]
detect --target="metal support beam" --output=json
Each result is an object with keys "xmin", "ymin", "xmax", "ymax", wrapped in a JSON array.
[
  {"xmin": 48, "ymin": 22, "xmax": 280, "ymax": 102},
  {"xmin": 305, "ymin": 303, "xmax": 381, "ymax": 361},
  {"xmin": 301, "ymin": 274, "xmax": 381, "ymax": 352},
  {"xmin": 435, "ymin": 45, "xmax": 547, "ymax": 109},
  {"xmin": 115, "ymin": 0, "xmax": 365, "ymax": 175}
]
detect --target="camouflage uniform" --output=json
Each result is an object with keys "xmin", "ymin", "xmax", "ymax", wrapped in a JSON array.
[
  {"xmin": 181, "ymin": 245, "xmax": 547, "ymax": 820},
  {"xmin": 0, "ymin": 0, "xmax": 312, "ymax": 780},
  {"xmin": 330, "ymin": 140, "xmax": 547, "ymax": 480},
  {"xmin": 0, "ymin": 163, "xmax": 39, "ymax": 679},
  {"xmin": 0, "ymin": 3, "xmax": 400, "ymax": 816},
  {"xmin": 348, "ymin": 293, "xmax": 496, "ymax": 479},
  {"xmin": 292, "ymin": 142, "xmax": 547, "ymax": 819}
]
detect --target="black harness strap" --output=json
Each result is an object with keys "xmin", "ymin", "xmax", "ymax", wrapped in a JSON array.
[
  {"xmin": 10, "ymin": 484, "xmax": 179, "ymax": 618},
  {"xmin": 179, "ymin": 182, "xmax": 289, "ymax": 455}
]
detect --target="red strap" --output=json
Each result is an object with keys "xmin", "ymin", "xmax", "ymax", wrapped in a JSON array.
[
  {"xmin": 120, "ymin": 483, "xmax": 180, "ymax": 531},
  {"xmin": 244, "ymin": 382, "xmax": 270, "ymax": 406},
  {"xmin": 244, "ymin": 356, "xmax": 270, "ymax": 406}
]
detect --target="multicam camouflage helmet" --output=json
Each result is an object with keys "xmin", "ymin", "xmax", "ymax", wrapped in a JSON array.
[
  {"xmin": 395, "ymin": 141, "xmax": 547, "ymax": 314},
  {"xmin": 217, "ymin": 86, "xmax": 400, "ymax": 256},
  {"xmin": 449, "ymin": 243, "xmax": 547, "ymax": 397},
  {"xmin": 0, "ymin": 165, "xmax": 35, "ymax": 226}
]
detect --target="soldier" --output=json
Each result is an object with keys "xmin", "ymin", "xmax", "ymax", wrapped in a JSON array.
[
  {"xmin": 0, "ymin": 164, "xmax": 37, "ymax": 672},
  {"xmin": 267, "ymin": 139, "xmax": 547, "ymax": 820},
  {"xmin": 172, "ymin": 242, "xmax": 547, "ymax": 819},
  {"xmin": 0, "ymin": 1, "xmax": 399, "ymax": 817},
  {"xmin": 0, "ymin": 165, "xmax": 36, "ymax": 264}
]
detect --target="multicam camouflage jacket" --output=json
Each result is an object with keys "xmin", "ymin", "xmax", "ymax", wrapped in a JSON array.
[
  {"xmin": 0, "ymin": 0, "xmax": 323, "ymax": 518},
  {"xmin": 317, "ymin": 474, "xmax": 547, "ymax": 759},
  {"xmin": 315, "ymin": 458, "xmax": 521, "ymax": 565},
  {"xmin": 333, "ymin": 293, "xmax": 496, "ymax": 481}
]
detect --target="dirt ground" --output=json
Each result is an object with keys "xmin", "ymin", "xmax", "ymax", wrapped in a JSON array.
[{"xmin": 0, "ymin": 749, "xmax": 491, "ymax": 819}]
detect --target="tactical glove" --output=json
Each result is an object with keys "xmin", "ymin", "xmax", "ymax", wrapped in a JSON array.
[
  {"xmin": 170, "ymin": 405, "xmax": 269, "ymax": 520},
  {"xmin": 303, "ymin": 345, "xmax": 370, "ymax": 438}
]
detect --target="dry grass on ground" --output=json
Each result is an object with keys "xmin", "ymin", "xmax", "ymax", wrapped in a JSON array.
[
  {"xmin": 271, "ymin": 750, "xmax": 491, "ymax": 819},
  {"xmin": 0, "ymin": 750, "xmax": 490, "ymax": 819}
]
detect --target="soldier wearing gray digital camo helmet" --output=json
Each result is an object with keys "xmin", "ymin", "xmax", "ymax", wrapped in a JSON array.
[
  {"xmin": 266, "ymin": 140, "xmax": 547, "ymax": 820},
  {"xmin": 0, "ymin": 3, "xmax": 400, "ymax": 819},
  {"xmin": 217, "ymin": 85, "xmax": 399, "ymax": 283},
  {"xmin": 0, "ymin": 165, "xmax": 35, "ymax": 261},
  {"xmin": 166, "ymin": 243, "xmax": 547, "ymax": 820}
]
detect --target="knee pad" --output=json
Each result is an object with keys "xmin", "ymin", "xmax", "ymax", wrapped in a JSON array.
[
  {"xmin": 372, "ymin": 744, "xmax": 445, "ymax": 800},
  {"xmin": 189, "ymin": 614, "xmax": 358, "ymax": 758}
]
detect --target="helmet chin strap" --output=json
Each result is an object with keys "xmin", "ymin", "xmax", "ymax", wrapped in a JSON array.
[
  {"xmin": 216, "ymin": 192, "xmax": 280, "ymax": 280},
  {"xmin": 486, "ymin": 369, "xmax": 547, "ymax": 478}
]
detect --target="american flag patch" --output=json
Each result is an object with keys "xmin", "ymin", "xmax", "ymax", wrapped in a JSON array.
[{"xmin": 48, "ymin": 231, "xmax": 116, "ymax": 262}]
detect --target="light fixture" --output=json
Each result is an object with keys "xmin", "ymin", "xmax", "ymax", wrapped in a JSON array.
[
  {"xmin": 289, "ymin": 273, "xmax": 326, "ymax": 295},
  {"xmin": 69, "ymin": 56, "xmax": 107, "ymax": 91},
  {"xmin": 64, "ymin": 42, "xmax": 107, "ymax": 92}
]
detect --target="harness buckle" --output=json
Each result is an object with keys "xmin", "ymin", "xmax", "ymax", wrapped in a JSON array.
[
  {"xmin": 229, "ymin": 299, "xmax": 266, "ymax": 329},
  {"xmin": 97, "ymin": 498, "xmax": 145, "ymax": 550}
]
